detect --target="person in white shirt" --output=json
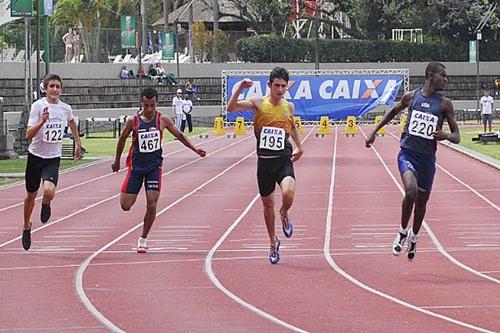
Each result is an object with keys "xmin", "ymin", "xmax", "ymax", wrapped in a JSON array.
[
  {"xmin": 480, "ymin": 89, "xmax": 495, "ymax": 133},
  {"xmin": 22, "ymin": 74, "xmax": 81, "ymax": 251},
  {"xmin": 172, "ymin": 89, "xmax": 184, "ymax": 129},
  {"xmin": 62, "ymin": 28, "xmax": 74, "ymax": 63},
  {"xmin": 180, "ymin": 94, "xmax": 194, "ymax": 133}
]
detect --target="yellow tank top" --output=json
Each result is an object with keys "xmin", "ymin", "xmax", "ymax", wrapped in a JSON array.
[
  {"xmin": 254, "ymin": 97, "xmax": 293, "ymax": 156},
  {"xmin": 254, "ymin": 97, "xmax": 292, "ymax": 136}
]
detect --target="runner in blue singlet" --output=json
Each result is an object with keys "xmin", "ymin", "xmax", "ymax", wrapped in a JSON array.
[
  {"xmin": 366, "ymin": 62, "xmax": 460, "ymax": 260},
  {"xmin": 112, "ymin": 87, "xmax": 206, "ymax": 253}
]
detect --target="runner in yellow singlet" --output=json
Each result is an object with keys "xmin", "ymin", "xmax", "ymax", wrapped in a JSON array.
[{"xmin": 227, "ymin": 67, "xmax": 304, "ymax": 264}]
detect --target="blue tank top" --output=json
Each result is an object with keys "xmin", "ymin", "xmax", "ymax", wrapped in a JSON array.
[
  {"xmin": 400, "ymin": 89, "xmax": 444, "ymax": 156},
  {"xmin": 126, "ymin": 112, "xmax": 163, "ymax": 171}
]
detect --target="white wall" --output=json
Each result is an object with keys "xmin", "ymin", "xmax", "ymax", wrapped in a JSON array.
[{"xmin": 1, "ymin": 62, "xmax": 500, "ymax": 79}]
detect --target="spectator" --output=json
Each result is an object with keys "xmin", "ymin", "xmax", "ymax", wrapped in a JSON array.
[
  {"xmin": 172, "ymin": 88, "xmax": 184, "ymax": 129},
  {"xmin": 136, "ymin": 65, "xmax": 148, "ymax": 78},
  {"xmin": 148, "ymin": 64, "xmax": 162, "ymax": 84},
  {"xmin": 180, "ymin": 94, "xmax": 194, "ymax": 133},
  {"xmin": 480, "ymin": 88, "xmax": 495, "ymax": 133},
  {"xmin": 155, "ymin": 63, "xmax": 177, "ymax": 85},
  {"xmin": 73, "ymin": 32, "xmax": 81, "ymax": 63},
  {"xmin": 120, "ymin": 66, "xmax": 131, "ymax": 79},
  {"xmin": 62, "ymin": 28, "xmax": 74, "ymax": 63},
  {"xmin": 185, "ymin": 78, "xmax": 200, "ymax": 100}
]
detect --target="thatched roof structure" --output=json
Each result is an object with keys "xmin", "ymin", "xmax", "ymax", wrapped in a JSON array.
[{"xmin": 153, "ymin": 0, "xmax": 247, "ymax": 30}]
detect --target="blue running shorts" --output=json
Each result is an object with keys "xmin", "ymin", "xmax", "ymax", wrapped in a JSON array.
[
  {"xmin": 121, "ymin": 166, "xmax": 163, "ymax": 194},
  {"xmin": 397, "ymin": 148, "xmax": 436, "ymax": 192}
]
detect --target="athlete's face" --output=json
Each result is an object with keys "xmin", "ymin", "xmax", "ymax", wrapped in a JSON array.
[
  {"xmin": 45, "ymin": 79, "xmax": 62, "ymax": 102},
  {"xmin": 429, "ymin": 67, "xmax": 447, "ymax": 91},
  {"xmin": 141, "ymin": 97, "xmax": 157, "ymax": 118},
  {"xmin": 268, "ymin": 78, "xmax": 288, "ymax": 100}
]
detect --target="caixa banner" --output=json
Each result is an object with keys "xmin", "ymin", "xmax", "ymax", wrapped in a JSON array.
[{"xmin": 225, "ymin": 71, "xmax": 406, "ymax": 122}]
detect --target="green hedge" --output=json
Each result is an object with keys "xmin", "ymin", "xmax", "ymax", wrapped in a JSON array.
[{"xmin": 236, "ymin": 36, "xmax": 500, "ymax": 63}]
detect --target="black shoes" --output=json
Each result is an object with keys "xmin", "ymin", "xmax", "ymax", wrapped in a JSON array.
[
  {"xmin": 22, "ymin": 227, "xmax": 31, "ymax": 251},
  {"xmin": 41, "ymin": 203, "xmax": 51, "ymax": 223}
]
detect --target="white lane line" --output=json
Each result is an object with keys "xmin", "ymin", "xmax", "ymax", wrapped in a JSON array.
[
  {"xmin": 369, "ymin": 129, "xmax": 500, "ymax": 284},
  {"xmin": 324, "ymin": 126, "xmax": 494, "ymax": 333},
  {"xmin": 0, "ymin": 325, "xmax": 106, "ymax": 332},
  {"xmin": 205, "ymin": 194, "xmax": 307, "ymax": 333},
  {"xmin": 0, "ymin": 139, "xmax": 219, "ymax": 212},
  {"xmin": 0, "ymin": 137, "xmax": 250, "ymax": 250},
  {"xmin": 77, "ymin": 135, "xmax": 298, "ymax": 333},
  {"xmin": 387, "ymin": 131, "xmax": 499, "ymax": 211},
  {"xmin": 205, "ymin": 129, "xmax": 317, "ymax": 333}
]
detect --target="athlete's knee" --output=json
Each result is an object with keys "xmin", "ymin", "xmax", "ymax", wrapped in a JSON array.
[
  {"xmin": 415, "ymin": 192, "xmax": 430, "ymax": 208},
  {"xmin": 281, "ymin": 188, "xmax": 295, "ymax": 201},
  {"xmin": 404, "ymin": 186, "xmax": 418, "ymax": 202},
  {"xmin": 146, "ymin": 200, "xmax": 158, "ymax": 212},
  {"xmin": 25, "ymin": 191, "xmax": 37, "ymax": 202},
  {"xmin": 261, "ymin": 197, "xmax": 274, "ymax": 210},
  {"xmin": 43, "ymin": 189, "xmax": 55, "ymax": 201},
  {"xmin": 120, "ymin": 201, "xmax": 133, "ymax": 211}
]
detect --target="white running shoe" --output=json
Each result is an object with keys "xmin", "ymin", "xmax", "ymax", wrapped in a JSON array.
[
  {"xmin": 392, "ymin": 231, "xmax": 407, "ymax": 256},
  {"xmin": 137, "ymin": 237, "xmax": 148, "ymax": 253}
]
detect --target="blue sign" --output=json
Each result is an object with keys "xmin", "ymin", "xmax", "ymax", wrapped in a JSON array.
[{"xmin": 226, "ymin": 74, "xmax": 404, "ymax": 121}]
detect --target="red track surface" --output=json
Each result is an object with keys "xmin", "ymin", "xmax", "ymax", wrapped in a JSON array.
[{"xmin": 0, "ymin": 126, "xmax": 498, "ymax": 332}]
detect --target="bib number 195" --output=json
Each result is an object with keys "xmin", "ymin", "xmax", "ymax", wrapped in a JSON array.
[{"xmin": 259, "ymin": 126, "xmax": 285, "ymax": 151}]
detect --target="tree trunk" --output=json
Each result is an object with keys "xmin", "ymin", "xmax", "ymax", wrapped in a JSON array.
[
  {"xmin": 212, "ymin": 0, "xmax": 220, "ymax": 63},
  {"xmin": 189, "ymin": 4, "xmax": 194, "ymax": 62},
  {"xmin": 163, "ymin": 0, "xmax": 170, "ymax": 33}
]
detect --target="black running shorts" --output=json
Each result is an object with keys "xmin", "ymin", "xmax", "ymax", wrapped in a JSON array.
[
  {"xmin": 257, "ymin": 155, "xmax": 295, "ymax": 197},
  {"xmin": 25, "ymin": 153, "xmax": 61, "ymax": 193}
]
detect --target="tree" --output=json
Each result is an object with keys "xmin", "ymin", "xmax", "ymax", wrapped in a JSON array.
[
  {"xmin": 53, "ymin": 0, "xmax": 138, "ymax": 62},
  {"xmin": 432, "ymin": 0, "xmax": 499, "ymax": 42},
  {"xmin": 348, "ymin": 0, "xmax": 500, "ymax": 42}
]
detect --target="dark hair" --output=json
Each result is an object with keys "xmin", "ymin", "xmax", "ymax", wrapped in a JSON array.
[
  {"xmin": 269, "ymin": 67, "xmax": 289, "ymax": 83},
  {"xmin": 43, "ymin": 74, "xmax": 62, "ymax": 89},
  {"xmin": 141, "ymin": 87, "xmax": 158, "ymax": 100},
  {"xmin": 425, "ymin": 62, "xmax": 445, "ymax": 79}
]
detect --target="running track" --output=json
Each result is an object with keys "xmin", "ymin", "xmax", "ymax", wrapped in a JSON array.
[{"xmin": 0, "ymin": 126, "xmax": 499, "ymax": 332}]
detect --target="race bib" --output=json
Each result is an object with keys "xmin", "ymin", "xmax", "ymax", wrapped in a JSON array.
[
  {"xmin": 138, "ymin": 130, "xmax": 161, "ymax": 153},
  {"xmin": 259, "ymin": 126, "xmax": 285, "ymax": 151},
  {"xmin": 42, "ymin": 122, "xmax": 64, "ymax": 143},
  {"xmin": 408, "ymin": 110, "xmax": 438, "ymax": 140}
]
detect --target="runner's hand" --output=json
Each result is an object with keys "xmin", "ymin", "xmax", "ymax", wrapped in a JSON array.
[
  {"xmin": 73, "ymin": 146, "xmax": 81, "ymax": 161},
  {"xmin": 111, "ymin": 161, "xmax": 120, "ymax": 172},
  {"xmin": 196, "ymin": 148, "xmax": 206, "ymax": 157},
  {"xmin": 291, "ymin": 148, "xmax": 303, "ymax": 162},
  {"xmin": 239, "ymin": 79, "xmax": 253, "ymax": 89},
  {"xmin": 432, "ymin": 130, "xmax": 449, "ymax": 141},
  {"xmin": 365, "ymin": 132, "xmax": 376, "ymax": 147}
]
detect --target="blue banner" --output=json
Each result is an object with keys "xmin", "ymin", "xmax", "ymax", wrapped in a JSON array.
[{"xmin": 226, "ymin": 74, "xmax": 404, "ymax": 121}]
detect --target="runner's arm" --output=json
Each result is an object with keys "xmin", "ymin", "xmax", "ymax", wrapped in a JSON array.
[
  {"xmin": 68, "ymin": 118, "xmax": 82, "ymax": 161},
  {"xmin": 227, "ymin": 79, "xmax": 258, "ymax": 112},
  {"xmin": 434, "ymin": 97, "xmax": 460, "ymax": 144},
  {"xmin": 288, "ymin": 103, "xmax": 304, "ymax": 162},
  {"xmin": 26, "ymin": 107, "xmax": 49, "ymax": 140},
  {"xmin": 161, "ymin": 114, "xmax": 206, "ymax": 157},
  {"xmin": 111, "ymin": 117, "xmax": 134, "ymax": 172},
  {"xmin": 366, "ymin": 91, "xmax": 413, "ymax": 147}
]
